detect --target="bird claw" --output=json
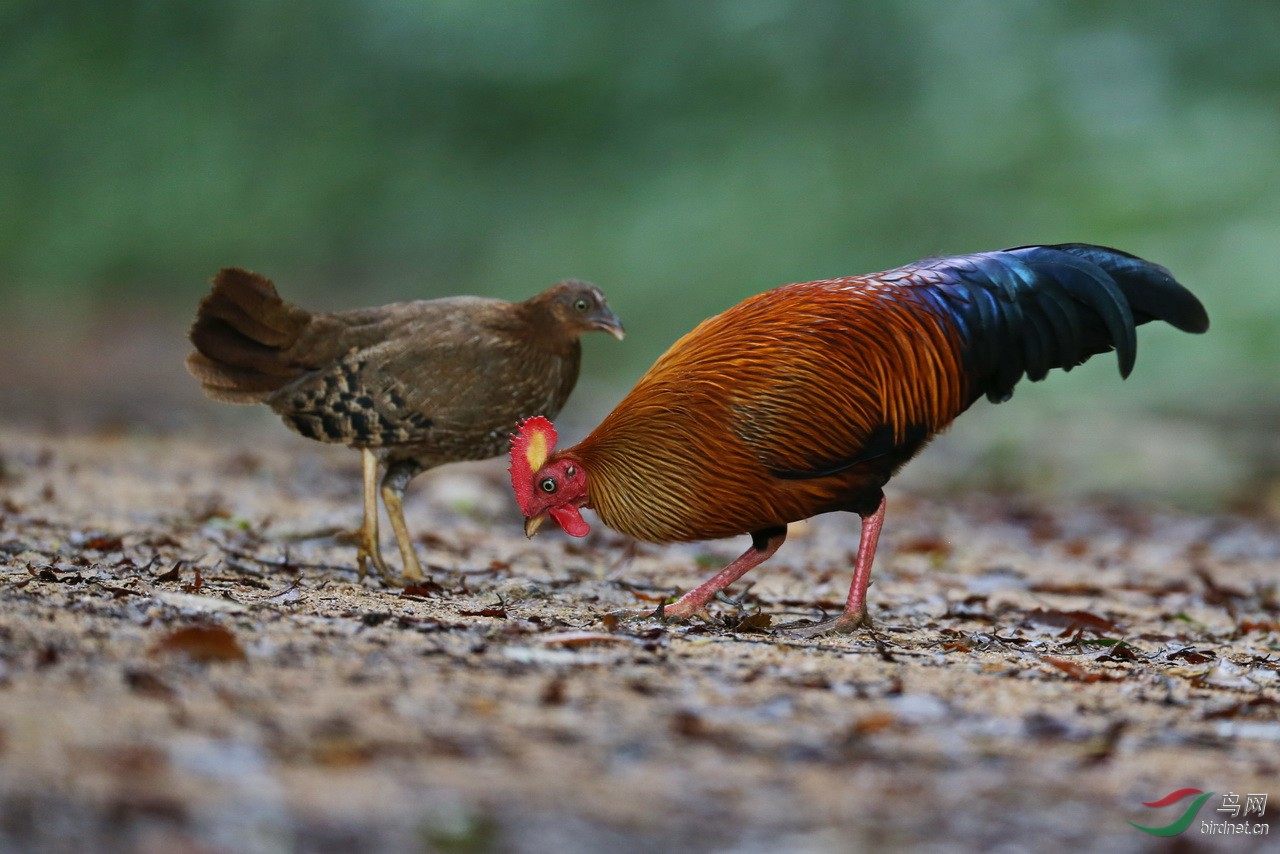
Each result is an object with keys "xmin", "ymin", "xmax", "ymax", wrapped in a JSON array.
[
  {"xmin": 781, "ymin": 608, "xmax": 870, "ymax": 638},
  {"xmin": 334, "ymin": 527, "xmax": 362, "ymax": 547},
  {"xmin": 602, "ymin": 605, "xmax": 666, "ymax": 626},
  {"xmin": 649, "ymin": 597, "xmax": 716, "ymax": 624},
  {"xmin": 338, "ymin": 526, "xmax": 397, "ymax": 585},
  {"xmin": 359, "ymin": 547, "xmax": 400, "ymax": 586},
  {"xmin": 397, "ymin": 550, "xmax": 426, "ymax": 586},
  {"xmin": 601, "ymin": 601, "xmax": 712, "ymax": 628}
]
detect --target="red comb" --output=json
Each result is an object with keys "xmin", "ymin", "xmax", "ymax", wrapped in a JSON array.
[{"xmin": 509, "ymin": 416, "xmax": 558, "ymax": 514}]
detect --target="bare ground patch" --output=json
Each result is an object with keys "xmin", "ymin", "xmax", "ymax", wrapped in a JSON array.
[{"xmin": 1, "ymin": 426, "xmax": 1277, "ymax": 853}]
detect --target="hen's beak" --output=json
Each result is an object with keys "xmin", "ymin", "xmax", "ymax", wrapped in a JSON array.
[
  {"xmin": 593, "ymin": 311, "xmax": 626, "ymax": 341},
  {"xmin": 524, "ymin": 514, "xmax": 547, "ymax": 538}
]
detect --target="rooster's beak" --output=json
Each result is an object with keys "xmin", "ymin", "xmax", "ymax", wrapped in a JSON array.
[{"xmin": 524, "ymin": 514, "xmax": 547, "ymax": 538}]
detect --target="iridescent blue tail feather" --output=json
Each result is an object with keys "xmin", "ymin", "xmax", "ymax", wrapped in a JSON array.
[{"xmin": 910, "ymin": 243, "xmax": 1208, "ymax": 405}]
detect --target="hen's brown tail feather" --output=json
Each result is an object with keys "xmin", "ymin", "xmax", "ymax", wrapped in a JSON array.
[{"xmin": 186, "ymin": 268, "xmax": 312, "ymax": 404}]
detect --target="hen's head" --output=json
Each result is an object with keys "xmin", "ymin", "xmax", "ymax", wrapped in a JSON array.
[
  {"xmin": 535, "ymin": 280, "xmax": 625, "ymax": 341},
  {"xmin": 509, "ymin": 416, "xmax": 591, "ymax": 538}
]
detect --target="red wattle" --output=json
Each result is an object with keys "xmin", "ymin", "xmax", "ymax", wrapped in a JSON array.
[{"xmin": 549, "ymin": 506, "xmax": 591, "ymax": 538}]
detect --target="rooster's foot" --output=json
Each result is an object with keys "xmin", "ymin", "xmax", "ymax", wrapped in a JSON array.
[{"xmin": 782, "ymin": 608, "xmax": 870, "ymax": 638}]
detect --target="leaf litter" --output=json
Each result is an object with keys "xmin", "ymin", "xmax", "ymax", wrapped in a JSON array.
[{"xmin": 0, "ymin": 426, "xmax": 1278, "ymax": 852}]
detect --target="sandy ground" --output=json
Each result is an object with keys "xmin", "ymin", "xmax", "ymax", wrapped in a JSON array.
[{"xmin": 1, "ymin": 423, "xmax": 1278, "ymax": 853}]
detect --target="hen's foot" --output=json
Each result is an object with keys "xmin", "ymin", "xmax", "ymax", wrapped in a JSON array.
[{"xmin": 335, "ymin": 525, "xmax": 397, "ymax": 585}]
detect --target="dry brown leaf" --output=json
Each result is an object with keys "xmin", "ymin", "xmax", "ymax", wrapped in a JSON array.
[
  {"xmin": 80, "ymin": 534, "xmax": 124, "ymax": 552},
  {"xmin": 540, "ymin": 678, "xmax": 568, "ymax": 706},
  {"xmin": 180, "ymin": 566, "xmax": 204, "ymax": 593},
  {"xmin": 1201, "ymin": 697, "xmax": 1280, "ymax": 720},
  {"xmin": 733, "ymin": 613, "xmax": 772, "ymax": 632},
  {"xmin": 1028, "ymin": 581, "xmax": 1107, "ymax": 596},
  {"xmin": 1041, "ymin": 655, "xmax": 1118, "ymax": 683},
  {"xmin": 1026, "ymin": 608, "xmax": 1121, "ymax": 634},
  {"xmin": 154, "ymin": 564, "xmax": 181, "ymax": 583},
  {"xmin": 540, "ymin": 631, "xmax": 639, "ymax": 648},
  {"xmin": 1167, "ymin": 648, "xmax": 1215, "ymax": 665},
  {"xmin": 123, "ymin": 667, "xmax": 176, "ymax": 700},
  {"xmin": 896, "ymin": 534, "xmax": 952, "ymax": 556},
  {"xmin": 458, "ymin": 606, "xmax": 507, "ymax": 618},
  {"xmin": 150, "ymin": 624, "xmax": 247, "ymax": 663},
  {"xmin": 850, "ymin": 711, "xmax": 896, "ymax": 735},
  {"xmin": 311, "ymin": 737, "xmax": 373, "ymax": 768},
  {"xmin": 401, "ymin": 580, "xmax": 447, "ymax": 599},
  {"xmin": 622, "ymin": 587, "xmax": 670, "ymax": 603}
]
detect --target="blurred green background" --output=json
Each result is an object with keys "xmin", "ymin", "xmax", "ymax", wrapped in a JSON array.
[{"xmin": 2, "ymin": 0, "xmax": 1277, "ymax": 507}]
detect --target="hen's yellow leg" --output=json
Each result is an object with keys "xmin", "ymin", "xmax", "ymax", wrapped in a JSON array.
[
  {"xmin": 338, "ymin": 449, "xmax": 394, "ymax": 582},
  {"xmin": 380, "ymin": 460, "xmax": 425, "ymax": 584}
]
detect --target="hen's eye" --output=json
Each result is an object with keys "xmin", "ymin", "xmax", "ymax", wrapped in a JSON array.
[
  {"xmin": 540, "ymin": 477, "xmax": 557, "ymax": 493},
  {"xmin": 573, "ymin": 298, "xmax": 589, "ymax": 312}
]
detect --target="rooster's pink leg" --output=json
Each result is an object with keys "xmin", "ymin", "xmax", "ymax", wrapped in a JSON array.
[
  {"xmin": 792, "ymin": 495, "xmax": 886, "ymax": 636},
  {"xmin": 659, "ymin": 527, "xmax": 787, "ymax": 621}
]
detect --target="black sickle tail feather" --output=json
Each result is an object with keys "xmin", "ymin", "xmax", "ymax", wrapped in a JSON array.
[{"xmin": 912, "ymin": 243, "xmax": 1209, "ymax": 405}]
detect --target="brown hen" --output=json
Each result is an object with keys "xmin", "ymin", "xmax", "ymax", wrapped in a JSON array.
[{"xmin": 188, "ymin": 268, "xmax": 623, "ymax": 583}]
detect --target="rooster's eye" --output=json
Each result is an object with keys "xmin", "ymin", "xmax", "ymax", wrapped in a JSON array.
[
  {"xmin": 573, "ymin": 298, "xmax": 589, "ymax": 312},
  {"xmin": 540, "ymin": 477, "xmax": 557, "ymax": 493}
]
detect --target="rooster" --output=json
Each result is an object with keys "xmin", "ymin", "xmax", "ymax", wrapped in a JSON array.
[
  {"xmin": 509, "ymin": 244, "xmax": 1208, "ymax": 634},
  {"xmin": 188, "ymin": 268, "xmax": 624, "ymax": 584}
]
